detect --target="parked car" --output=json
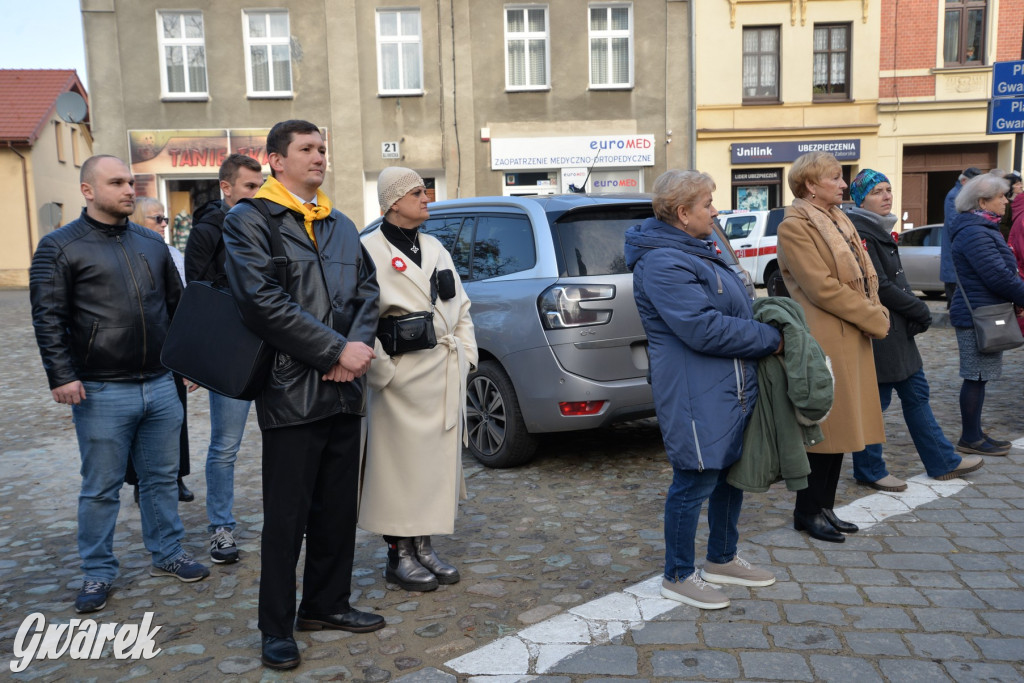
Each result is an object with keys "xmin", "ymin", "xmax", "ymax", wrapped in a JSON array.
[
  {"xmin": 897, "ymin": 223, "xmax": 944, "ymax": 298},
  {"xmin": 364, "ymin": 193, "xmax": 751, "ymax": 468},
  {"xmin": 717, "ymin": 208, "xmax": 787, "ymax": 296}
]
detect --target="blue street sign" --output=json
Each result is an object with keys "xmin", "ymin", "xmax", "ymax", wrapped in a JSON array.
[
  {"xmin": 992, "ymin": 60, "xmax": 1024, "ymax": 99},
  {"xmin": 989, "ymin": 98, "xmax": 1024, "ymax": 134}
]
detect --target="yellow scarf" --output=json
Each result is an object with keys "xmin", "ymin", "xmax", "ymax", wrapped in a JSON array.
[{"xmin": 254, "ymin": 175, "xmax": 333, "ymax": 247}]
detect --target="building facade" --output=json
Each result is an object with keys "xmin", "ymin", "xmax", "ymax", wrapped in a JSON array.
[
  {"xmin": 694, "ymin": 0, "xmax": 882, "ymax": 210},
  {"xmin": 0, "ymin": 70, "xmax": 92, "ymax": 286},
  {"xmin": 878, "ymin": 0, "xmax": 1023, "ymax": 227},
  {"xmin": 82, "ymin": 0, "xmax": 693, "ymax": 232}
]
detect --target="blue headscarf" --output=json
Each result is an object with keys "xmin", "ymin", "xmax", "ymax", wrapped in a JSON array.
[{"xmin": 849, "ymin": 169, "xmax": 890, "ymax": 207}]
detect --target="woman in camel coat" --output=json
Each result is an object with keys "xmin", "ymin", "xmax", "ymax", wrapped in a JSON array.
[
  {"xmin": 359, "ymin": 167, "xmax": 477, "ymax": 593},
  {"xmin": 777, "ymin": 151, "xmax": 890, "ymax": 544}
]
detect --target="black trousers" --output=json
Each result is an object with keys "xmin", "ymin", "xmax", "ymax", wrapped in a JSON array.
[
  {"xmin": 258, "ymin": 411, "xmax": 361, "ymax": 637},
  {"xmin": 795, "ymin": 452, "xmax": 844, "ymax": 515}
]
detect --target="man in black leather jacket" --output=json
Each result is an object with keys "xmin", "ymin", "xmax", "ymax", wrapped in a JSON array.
[
  {"xmin": 184, "ymin": 153, "xmax": 263, "ymax": 566},
  {"xmin": 29, "ymin": 155, "xmax": 209, "ymax": 615},
  {"xmin": 222, "ymin": 120, "xmax": 382, "ymax": 671}
]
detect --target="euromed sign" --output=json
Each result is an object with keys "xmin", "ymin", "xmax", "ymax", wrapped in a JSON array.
[
  {"xmin": 491, "ymin": 135, "xmax": 656, "ymax": 170},
  {"xmin": 731, "ymin": 139, "xmax": 861, "ymax": 164}
]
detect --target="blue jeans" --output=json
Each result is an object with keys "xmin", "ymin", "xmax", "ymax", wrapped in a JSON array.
[
  {"xmin": 852, "ymin": 368, "xmax": 963, "ymax": 481},
  {"xmin": 72, "ymin": 373, "xmax": 185, "ymax": 583},
  {"xmin": 664, "ymin": 467, "xmax": 742, "ymax": 581},
  {"xmin": 205, "ymin": 392, "xmax": 251, "ymax": 533}
]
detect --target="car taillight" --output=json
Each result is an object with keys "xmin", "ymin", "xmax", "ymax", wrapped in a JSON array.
[
  {"xmin": 559, "ymin": 400, "xmax": 606, "ymax": 416},
  {"xmin": 538, "ymin": 284, "xmax": 615, "ymax": 329}
]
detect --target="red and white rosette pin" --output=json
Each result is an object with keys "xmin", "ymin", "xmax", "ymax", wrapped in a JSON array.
[{"xmin": 392, "ymin": 256, "xmax": 407, "ymax": 272}]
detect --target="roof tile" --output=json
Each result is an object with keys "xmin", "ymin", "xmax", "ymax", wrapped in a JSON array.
[{"xmin": 0, "ymin": 69, "xmax": 88, "ymax": 144}]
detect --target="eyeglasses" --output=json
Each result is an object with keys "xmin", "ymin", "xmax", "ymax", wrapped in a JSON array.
[{"xmin": 147, "ymin": 215, "xmax": 169, "ymax": 224}]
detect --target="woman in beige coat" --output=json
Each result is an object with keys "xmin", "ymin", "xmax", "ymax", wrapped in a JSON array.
[
  {"xmin": 777, "ymin": 151, "xmax": 890, "ymax": 543},
  {"xmin": 359, "ymin": 167, "xmax": 478, "ymax": 592}
]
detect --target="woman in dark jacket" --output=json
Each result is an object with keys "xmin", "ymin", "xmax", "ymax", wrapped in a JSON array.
[
  {"xmin": 949, "ymin": 173, "xmax": 1024, "ymax": 455},
  {"xmin": 846, "ymin": 170, "xmax": 983, "ymax": 491},
  {"xmin": 625, "ymin": 170, "xmax": 782, "ymax": 611}
]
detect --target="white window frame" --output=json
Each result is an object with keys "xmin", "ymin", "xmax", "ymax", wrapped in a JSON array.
[
  {"xmin": 157, "ymin": 10, "xmax": 208, "ymax": 99},
  {"xmin": 376, "ymin": 9, "xmax": 424, "ymax": 96},
  {"xmin": 242, "ymin": 9, "xmax": 293, "ymax": 98},
  {"xmin": 504, "ymin": 5, "xmax": 550, "ymax": 91},
  {"xmin": 588, "ymin": 3, "xmax": 633, "ymax": 89}
]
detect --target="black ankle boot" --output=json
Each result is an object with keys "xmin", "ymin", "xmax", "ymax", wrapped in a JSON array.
[
  {"xmin": 385, "ymin": 538, "xmax": 438, "ymax": 592},
  {"xmin": 821, "ymin": 508, "xmax": 858, "ymax": 534},
  {"xmin": 177, "ymin": 478, "xmax": 194, "ymax": 502},
  {"xmin": 412, "ymin": 536, "xmax": 460, "ymax": 585},
  {"xmin": 793, "ymin": 511, "xmax": 845, "ymax": 543}
]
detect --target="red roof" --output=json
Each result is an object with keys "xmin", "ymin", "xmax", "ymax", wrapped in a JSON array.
[{"xmin": 0, "ymin": 69, "xmax": 89, "ymax": 145}]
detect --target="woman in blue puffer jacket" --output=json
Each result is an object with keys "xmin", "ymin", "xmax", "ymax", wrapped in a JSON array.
[
  {"xmin": 625, "ymin": 170, "xmax": 782, "ymax": 611},
  {"xmin": 949, "ymin": 173, "xmax": 1024, "ymax": 456}
]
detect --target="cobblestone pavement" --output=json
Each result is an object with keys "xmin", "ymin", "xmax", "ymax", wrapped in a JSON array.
[{"xmin": 1, "ymin": 288, "xmax": 1022, "ymax": 682}]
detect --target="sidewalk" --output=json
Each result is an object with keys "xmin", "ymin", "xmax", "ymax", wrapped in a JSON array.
[{"xmin": 2, "ymin": 287, "xmax": 1022, "ymax": 681}]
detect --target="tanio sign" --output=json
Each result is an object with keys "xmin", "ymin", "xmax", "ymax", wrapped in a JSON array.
[{"xmin": 10, "ymin": 612, "xmax": 162, "ymax": 673}]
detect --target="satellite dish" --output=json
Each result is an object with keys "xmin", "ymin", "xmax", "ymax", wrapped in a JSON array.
[{"xmin": 55, "ymin": 92, "xmax": 88, "ymax": 124}]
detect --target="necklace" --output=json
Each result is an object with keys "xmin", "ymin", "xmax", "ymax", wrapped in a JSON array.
[{"xmin": 400, "ymin": 227, "xmax": 419, "ymax": 254}]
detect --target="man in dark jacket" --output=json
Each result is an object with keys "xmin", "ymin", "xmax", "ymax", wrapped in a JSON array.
[
  {"xmin": 222, "ymin": 120, "xmax": 382, "ymax": 670},
  {"xmin": 29, "ymin": 155, "xmax": 209, "ymax": 615},
  {"xmin": 184, "ymin": 153, "xmax": 263, "ymax": 565},
  {"xmin": 846, "ymin": 170, "xmax": 983, "ymax": 491}
]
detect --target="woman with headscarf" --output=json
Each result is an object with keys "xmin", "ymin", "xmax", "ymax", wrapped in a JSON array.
[
  {"xmin": 949, "ymin": 173, "xmax": 1024, "ymax": 456},
  {"xmin": 776, "ymin": 152, "xmax": 890, "ymax": 543},
  {"xmin": 625, "ymin": 169, "xmax": 782, "ymax": 610},
  {"xmin": 359, "ymin": 168, "xmax": 478, "ymax": 592},
  {"xmin": 845, "ymin": 170, "xmax": 983, "ymax": 491}
]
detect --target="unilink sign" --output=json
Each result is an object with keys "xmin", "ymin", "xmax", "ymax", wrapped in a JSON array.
[{"xmin": 731, "ymin": 139, "xmax": 861, "ymax": 164}]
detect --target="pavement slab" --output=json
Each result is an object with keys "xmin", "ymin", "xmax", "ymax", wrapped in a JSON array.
[{"xmin": 1, "ymin": 290, "xmax": 1023, "ymax": 680}]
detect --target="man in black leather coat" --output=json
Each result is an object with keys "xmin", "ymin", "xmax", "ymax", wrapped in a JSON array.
[
  {"xmin": 29, "ymin": 155, "xmax": 209, "ymax": 615},
  {"xmin": 222, "ymin": 120, "xmax": 382, "ymax": 670}
]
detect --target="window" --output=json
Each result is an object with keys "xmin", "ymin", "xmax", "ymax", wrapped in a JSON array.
[
  {"xmin": 471, "ymin": 215, "xmax": 536, "ymax": 280},
  {"xmin": 742, "ymin": 26, "xmax": 780, "ymax": 102},
  {"xmin": 589, "ymin": 4, "xmax": 633, "ymax": 88},
  {"xmin": 813, "ymin": 24, "xmax": 850, "ymax": 99},
  {"xmin": 505, "ymin": 6, "xmax": 549, "ymax": 90},
  {"xmin": 71, "ymin": 127, "xmax": 82, "ymax": 166},
  {"xmin": 376, "ymin": 10, "xmax": 423, "ymax": 94},
  {"xmin": 54, "ymin": 121, "xmax": 65, "ymax": 163},
  {"xmin": 244, "ymin": 10, "xmax": 292, "ymax": 96},
  {"xmin": 943, "ymin": 0, "xmax": 986, "ymax": 65},
  {"xmin": 157, "ymin": 11, "xmax": 207, "ymax": 97}
]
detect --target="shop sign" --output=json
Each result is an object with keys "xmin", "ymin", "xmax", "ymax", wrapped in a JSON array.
[
  {"xmin": 733, "ymin": 169, "xmax": 781, "ymax": 183},
  {"xmin": 491, "ymin": 135, "xmax": 655, "ymax": 170},
  {"xmin": 127, "ymin": 128, "xmax": 316, "ymax": 175},
  {"xmin": 731, "ymin": 139, "xmax": 860, "ymax": 164}
]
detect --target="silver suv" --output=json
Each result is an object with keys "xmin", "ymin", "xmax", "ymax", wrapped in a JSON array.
[{"xmin": 366, "ymin": 194, "xmax": 750, "ymax": 468}]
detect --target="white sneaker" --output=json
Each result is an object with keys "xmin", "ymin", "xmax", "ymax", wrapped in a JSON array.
[
  {"xmin": 660, "ymin": 574, "xmax": 730, "ymax": 609},
  {"xmin": 700, "ymin": 555, "xmax": 776, "ymax": 587}
]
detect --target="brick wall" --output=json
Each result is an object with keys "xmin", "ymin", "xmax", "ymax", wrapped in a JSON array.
[
  {"xmin": 880, "ymin": 0, "xmax": 937, "ymax": 71},
  {"xmin": 995, "ymin": 0, "xmax": 1024, "ymax": 62},
  {"xmin": 880, "ymin": 75, "xmax": 936, "ymax": 98}
]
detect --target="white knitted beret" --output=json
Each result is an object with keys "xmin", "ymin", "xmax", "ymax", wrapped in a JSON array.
[{"xmin": 378, "ymin": 167, "xmax": 425, "ymax": 213}]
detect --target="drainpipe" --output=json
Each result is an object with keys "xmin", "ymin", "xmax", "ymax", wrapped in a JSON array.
[
  {"xmin": 9, "ymin": 141, "xmax": 34, "ymax": 263},
  {"xmin": 688, "ymin": 0, "xmax": 696, "ymax": 169}
]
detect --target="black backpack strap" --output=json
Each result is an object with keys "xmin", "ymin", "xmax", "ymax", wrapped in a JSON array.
[{"xmin": 243, "ymin": 197, "xmax": 288, "ymax": 288}]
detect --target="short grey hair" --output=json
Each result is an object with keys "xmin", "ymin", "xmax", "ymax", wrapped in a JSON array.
[
  {"xmin": 652, "ymin": 170, "xmax": 716, "ymax": 224},
  {"xmin": 955, "ymin": 173, "xmax": 1010, "ymax": 212}
]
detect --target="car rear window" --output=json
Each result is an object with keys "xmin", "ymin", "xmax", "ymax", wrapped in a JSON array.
[{"xmin": 552, "ymin": 206, "xmax": 653, "ymax": 277}]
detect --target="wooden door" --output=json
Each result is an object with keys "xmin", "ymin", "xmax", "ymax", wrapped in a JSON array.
[{"xmin": 900, "ymin": 173, "xmax": 927, "ymax": 229}]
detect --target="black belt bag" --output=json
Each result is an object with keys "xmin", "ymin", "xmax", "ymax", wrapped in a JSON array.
[{"xmin": 377, "ymin": 310, "xmax": 437, "ymax": 356}]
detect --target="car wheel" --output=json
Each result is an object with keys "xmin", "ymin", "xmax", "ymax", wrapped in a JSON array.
[
  {"xmin": 764, "ymin": 263, "xmax": 788, "ymax": 297},
  {"xmin": 465, "ymin": 360, "xmax": 537, "ymax": 468}
]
